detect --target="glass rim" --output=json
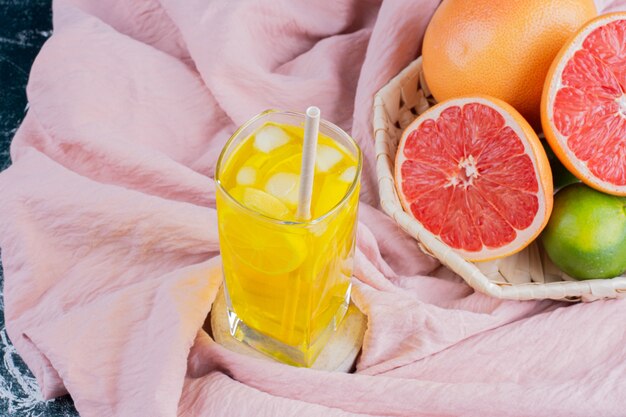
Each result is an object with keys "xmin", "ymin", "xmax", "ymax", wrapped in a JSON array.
[{"xmin": 215, "ymin": 109, "xmax": 363, "ymax": 226}]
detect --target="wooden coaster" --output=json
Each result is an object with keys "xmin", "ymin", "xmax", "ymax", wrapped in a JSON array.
[{"xmin": 210, "ymin": 285, "xmax": 367, "ymax": 372}]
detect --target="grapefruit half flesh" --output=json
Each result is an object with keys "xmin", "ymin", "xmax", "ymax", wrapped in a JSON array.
[
  {"xmin": 395, "ymin": 96, "xmax": 553, "ymax": 261},
  {"xmin": 542, "ymin": 13, "xmax": 626, "ymax": 196}
]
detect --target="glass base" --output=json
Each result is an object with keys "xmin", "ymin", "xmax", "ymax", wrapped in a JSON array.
[{"xmin": 226, "ymin": 284, "xmax": 351, "ymax": 367}]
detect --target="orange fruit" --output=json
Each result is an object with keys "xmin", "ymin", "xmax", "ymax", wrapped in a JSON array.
[
  {"xmin": 422, "ymin": 0, "xmax": 597, "ymax": 129},
  {"xmin": 541, "ymin": 13, "xmax": 626, "ymax": 196},
  {"xmin": 540, "ymin": 183, "xmax": 626, "ymax": 279},
  {"xmin": 394, "ymin": 96, "xmax": 553, "ymax": 261}
]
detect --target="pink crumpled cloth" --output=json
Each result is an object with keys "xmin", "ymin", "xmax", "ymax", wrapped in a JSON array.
[{"xmin": 2, "ymin": 0, "xmax": 626, "ymax": 416}]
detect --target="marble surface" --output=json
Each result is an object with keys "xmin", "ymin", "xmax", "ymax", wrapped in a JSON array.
[{"xmin": 0, "ymin": 1, "xmax": 79, "ymax": 415}]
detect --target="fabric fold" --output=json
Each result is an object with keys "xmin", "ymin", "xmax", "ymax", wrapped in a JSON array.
[{"xmin": 1, "ymin": 0, "xmax": 626, "ymax": 416}]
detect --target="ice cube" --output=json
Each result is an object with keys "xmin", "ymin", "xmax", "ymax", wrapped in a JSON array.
[
  {"xmin": 339, "ymin": 166, "xmax": 357, "ymax": 183},
  {"xmin": 316, "ymin": 144, "xmax": 343, "ymax": 172},
  {"xmin": 254, "ymin": 125, "xmax": 291, "ymax": 153},
  {"xmin": 236, "ymin": 166, "xmax": 257, "ymax": 185},
  {"xmin": 265, "ymin": 172, "xmax": 300, "ymax": 206}
]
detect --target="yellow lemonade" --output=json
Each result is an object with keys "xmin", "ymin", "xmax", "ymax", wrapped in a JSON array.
[{"xmin": 215, "ymin": 111, "xmax": 361, "ymax": 366}]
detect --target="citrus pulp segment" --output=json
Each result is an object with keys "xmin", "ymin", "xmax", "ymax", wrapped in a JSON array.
[
  {"xmin": 220, "ymin": 214, "xmax": 308, "ymax": 275},
  {"xmin": 542, "ymin": 12, "xmax": 626, "ymax": 196},
  {"xmin": 239, "ymin": 187, "xmax": 291, "ymax": 219},
  {"xmin": 394, "ymin": 96, "xmax": 553, "ymax": 261}
]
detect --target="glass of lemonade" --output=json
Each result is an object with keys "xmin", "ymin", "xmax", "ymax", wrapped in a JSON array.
[{"xmin": 215, "ymin": 109, "xmax": 362, "ymax": 367}]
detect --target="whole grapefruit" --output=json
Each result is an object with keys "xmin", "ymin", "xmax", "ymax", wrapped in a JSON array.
[{"xmin": 422, "ymin": 0, "xmax": 597, "ymax": 129}]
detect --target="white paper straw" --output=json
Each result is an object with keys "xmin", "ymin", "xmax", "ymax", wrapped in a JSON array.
[{"xmin": 297, "ymin": 106, "xmax": 320, "ymax": 220}]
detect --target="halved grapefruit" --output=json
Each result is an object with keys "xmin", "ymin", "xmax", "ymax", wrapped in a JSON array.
[
  {"xmin": 394, "ymin": 96, "xmax": 553, "ymax": 261},
  {"xmin": 542, "ymin": 12, "xmax": 626, "ymax": 196}
]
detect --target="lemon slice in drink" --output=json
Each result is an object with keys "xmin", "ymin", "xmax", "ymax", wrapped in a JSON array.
[
  {"xmin": 223, "ymin": 226, "xmax": 307, "ymax": 274},
  {"xmin": 229, "ymin": 186, "xmax": 291, "ymax": 219},
  {"xmin": 265, "ymin": 152, "xmax": 303, "ymax": 178},
  {"xmin": 242, "ymin": 153, "xmax": 270, "ymax": 170},
  {"xmin": 222, "ymin": 187, "xmax": 306, "ymax": 274}
]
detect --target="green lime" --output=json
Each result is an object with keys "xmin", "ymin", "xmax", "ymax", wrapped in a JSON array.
[{"xmin": 540, "ymin": 183, "xmax": 626, "ymax": 280}]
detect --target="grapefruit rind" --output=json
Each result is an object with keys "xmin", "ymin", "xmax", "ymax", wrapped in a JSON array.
[
  {"xmin": 542, "ymin": 12, "xmax": 626, "ymax": 196},
  {"xmin": 395, "ymin": 96, "xmax": 553, "ymax": 262}
]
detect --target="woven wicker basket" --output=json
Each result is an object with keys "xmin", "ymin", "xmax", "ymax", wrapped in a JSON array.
[{"xmin": 373, "ymin": 57, "xmax": 626, "ymax": 302}]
